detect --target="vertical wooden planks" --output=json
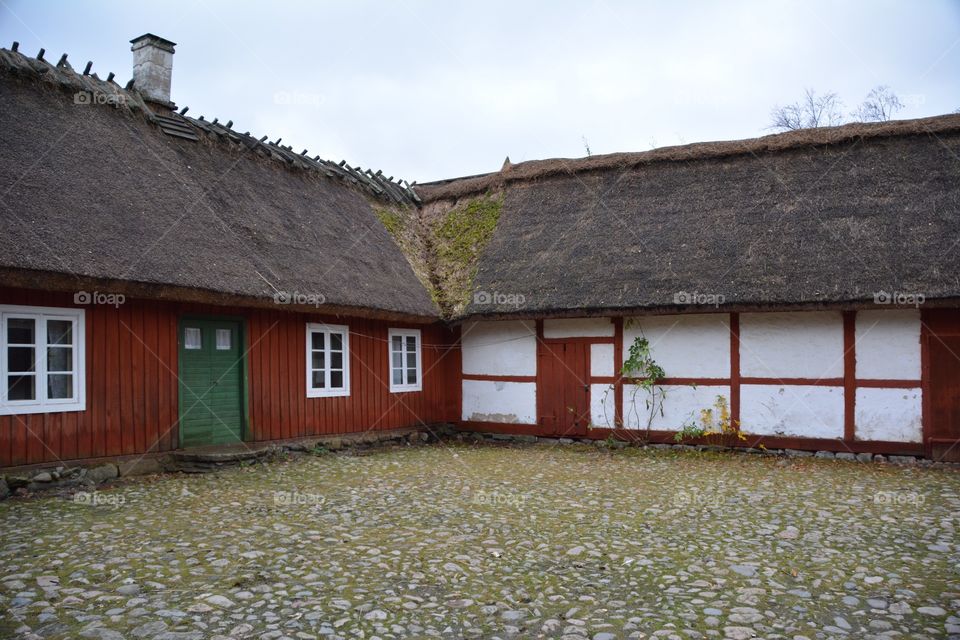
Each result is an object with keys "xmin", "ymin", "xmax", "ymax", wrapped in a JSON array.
[
  {"xmin": 842, "ymin": 310, "xmax": 856, "ymax": 442},
  {"xmin": 729, "ymin": 313, "xmax": 741, "ymax": 431},
  {"xmin": 131, "ymin": 303, "xmax": 145, "ymax": 455}
]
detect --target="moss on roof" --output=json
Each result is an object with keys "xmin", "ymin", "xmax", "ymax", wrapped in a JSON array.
[{"xmin": 375, "ymin": 193, "xmax": 503, "ymax": 318}]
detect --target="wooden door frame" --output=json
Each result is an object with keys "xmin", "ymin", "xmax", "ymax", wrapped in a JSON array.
[
  {"xmin": 177, "ymin": 314, "xmax": 250, "ymax": 448},
  {"xmin": 921, "ymin": 308, "xmax": 960, "ymax": 460},
  {"xmin": 535, "ymin": 320, "xmax": 593, "ymax": 437}
]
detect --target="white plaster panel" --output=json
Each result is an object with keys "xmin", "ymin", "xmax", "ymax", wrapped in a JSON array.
[
  {"xmin": 622, "ymin": 384, "xmax": 730, "ymax": 431},
  {"xmin": 740, "ymin": 385, "xmax": 844, "ymax": 438},
  {"xmin": 590, "ymin": 384, "xmax": 616, "ymax": 428},
  {"xmin": 855, "ymin": 310, "xmax": 921, "ymax": 380},
  {"xmin": 855, "ymin": 387, "xmax": 922, "ymax": 442},
  {"xmin": 461, "ymin": 320, "xmax": 537, "ymax": 376},
  {"xmin": 591, "ymin": 343, "xmax": 615, "ymax": 377},
  {"xmin": 461, "ymin": 380, "xmax": 536, "ymax": 424},
  {"xmin": 624, "ymin": 314, "xmax": 730, "ymax": 378},
  {"xmin": 543, "ymin": 317, "xmax": 614, "ymax": 338},
  {"xmin": 740, "ymin": 311, "xmax": 843, "ymax": 378}
]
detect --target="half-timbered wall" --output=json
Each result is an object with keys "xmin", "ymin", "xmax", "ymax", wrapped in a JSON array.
[
  {"xmin": 460, "ymin": 309, "xmax": 928, "ymax": 453},
  {"xmin": 460, "ymin": 320, "xmax": 537, "ymax": 423},
  {"xmin": 0, "ymin": 288, "xmax": 459, "ymax": 467}
]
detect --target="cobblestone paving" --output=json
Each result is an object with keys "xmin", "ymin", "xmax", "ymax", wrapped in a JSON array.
[{"xmin": 1, "ymin": 443, "xmax": 959, "ymax": 639}]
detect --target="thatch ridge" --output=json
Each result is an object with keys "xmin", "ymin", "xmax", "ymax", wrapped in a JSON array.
[
  {"xmin": 459, "ymin": 126, "xmax": 960, "ymax": 317},
  {"xmin": 416, "ymin": 114, "xmax": 960, "ymax": 202},
  {"xmin": 0, "ymin": 44, "xmax": 420, "ymax": 206}
]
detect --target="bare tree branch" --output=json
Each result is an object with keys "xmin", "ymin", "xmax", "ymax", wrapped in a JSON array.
[
  {"xmin": 852, "ymin": 85, "xmax": 905, "ymax": 122},
  {"xmin": 769, "ymin": 88, "xmax": 845, "ymax": 131}
]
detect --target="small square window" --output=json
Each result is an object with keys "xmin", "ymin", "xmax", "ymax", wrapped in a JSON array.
[
  {"xmin": 306, "ymin": 324, "xmax": 350, "ymax": 398},
  {"xmin": 1, "ymin": 306, "xmax": 85, "ymax": 414},
  {"xmin": 184, "ymin": 327, "xmax": 202, "ymax": 350},
  {"xmin": 215, "ymin": 328, "xmax": 232, "ymax": 350},
  {"xmin": 388, "ymin": 329, "xmax": 421, "ymax": 392}
]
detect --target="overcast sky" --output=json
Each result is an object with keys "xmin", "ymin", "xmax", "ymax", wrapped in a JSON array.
[{"xmin": 2, "ymin": 1, "xmax": 958, "ymax": 182}]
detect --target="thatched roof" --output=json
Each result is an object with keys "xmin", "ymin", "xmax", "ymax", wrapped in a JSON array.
[
  {"xmin": 416, "ymin": 115, "xmax": 960, "ymax": 318},
  {"xmin": 3, "ymin": 40, "xmax": 958, "ymax": 322},
  {"xmin": 0, "ymin": 45, "xmax": 438, "ymax": 320}
]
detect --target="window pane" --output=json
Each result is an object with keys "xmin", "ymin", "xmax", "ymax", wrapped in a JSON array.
[
  {"xmin": 47, "ymin": 320, "xmax": 73, "ymax": 345},
  {"xmin": 312, "ymin": 332, "xmax": 325, "ymax": 350},
  {"xmin": 407, "ymin": 368, "xmax": 417, "ymax": 385},
  {"xmin": 7, "ymin": 318, "xmax": 35, "ymax": 344},
  {"xmin": 330, "ymin": 333, "xmax": 343, "ymax": 351},
  {"xmin": 8, "ymin": 347, "xmax": 35, "ymax": 372},
  {"xmin": 391, "ymin": 335, "xmax": 403, "ymax": 351},
  {"xmin": 406, "ymin": 351, "xmax": 417, "ymax": 371},
  {"xmin": 184, "ymin": 327, "xmax": 202, "ymax": 350},
  {"xmin": 406, "ymin": 336, "xmax": 416, "ymax": 352},
  {"xmin": 392, "ymin": 369, "xmax": 403, "ymax": 385},
  {"xmin": 7, "ymin": 375, "xmax": 35, "ymax": 400},
  {"xmin": 312, "ymin": 371, "xmax": 325, "ymax": 389},
  {"xmin": 312, "ymin": 351, "xmax": 325, "ymax": 370},
  {"xmin": 47, "ymin": 346, "xmax": 73, "ymax": 372},
  {"xmin": 392, "ymin": 352, "xmax": 402, "ymax": 369},
  {"xmin": 48, "ymin": 374, "xmax": 73, "ymax": 400},
  {"xmin": 215, "ymin": 329, "xmax": 232, "ymax": 350},
  {"xmin": 330, "ymin": 351, "xmax": 343, "ymax": 369},
  {"xmin": 330, "ymin": 371, "xmax": 343, "ymax": 388}
]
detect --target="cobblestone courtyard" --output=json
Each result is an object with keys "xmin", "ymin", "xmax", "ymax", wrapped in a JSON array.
[{"xmin": 1, "ymin": 443, "xmax": 959, "ymax": 639}]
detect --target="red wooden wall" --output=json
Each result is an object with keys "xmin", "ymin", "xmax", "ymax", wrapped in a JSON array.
[{"xmin": 0, "ymin": 288, "xmax": 460, "ymax": 468}]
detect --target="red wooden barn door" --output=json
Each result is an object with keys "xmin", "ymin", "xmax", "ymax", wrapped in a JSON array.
[
  {"xmin": 538, "ymin": 340, "xmax": 590, "ymax": 437},
  {"xmin": 928, "ymin": 332, "xmax": 960, "ymax": 462}
]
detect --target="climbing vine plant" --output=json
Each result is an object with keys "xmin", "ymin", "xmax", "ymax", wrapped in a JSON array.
[
  {"xmin": 620, "ymin": 334, "xmax": 668, "ymax": 443},
  {"xmin": 599, "ymin": 324, "xmax": 746, "ymax": 445}
]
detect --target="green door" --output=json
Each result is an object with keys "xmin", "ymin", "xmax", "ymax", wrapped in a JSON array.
[{"xmin": 178, "ymin": 318, "xmax": 245, "ymax": 448}]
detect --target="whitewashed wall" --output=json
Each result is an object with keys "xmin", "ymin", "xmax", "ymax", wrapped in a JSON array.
[
  {"xmin": 461, "ymin": 380, "xmax": 536, "ymax": 424},
  {"xmin": 624, "ymin": 314, "xmax": 730, "ymax": 378},
  {"xmin": 590, "ymin": 343, "xmax": 614, "ymax": 377},
  {"xmin": 855, "ymin": 310, "xmax": 921, "ymax": 380},
  {"xmin": 740, "ymin": 311, "xmax": 844, "ymax": 378},
  {"xmin": 741, "ymin": 385, "xmax": 845, "ymax": 438},
  {"xmin": 855, "ymin": 388, "xmax": 922, "ymax": 442},
  {"xmin": 544, "ymin": 318, "xmax": 614, "ymax": 338},
  {"xmin": 461, "ymin": 320, "xmax": 537, "ymax": 424},
  {"xmin": 590, "ymin": 384, "xmax": 615, "ymax": 427},
  {"xmin": 462, "ymin": 320, "xmax": 536, "ymax": 376},
  {"xmin": 622, "ymin": 384, "xmax": 730, "ymax": 431},
  {"xmin": 462, "ymin": 311, "xmax": 925, "ymax": 445}
]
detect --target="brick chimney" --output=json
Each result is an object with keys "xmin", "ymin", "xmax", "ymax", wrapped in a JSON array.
[{"xmin": 130, "ymin": 33, "xmax": 176, "ymax": 107}]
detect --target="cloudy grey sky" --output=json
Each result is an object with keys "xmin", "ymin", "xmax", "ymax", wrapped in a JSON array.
[{"xmin": 2, "ymin": 0, "xmax": 958, "ymax": 182}]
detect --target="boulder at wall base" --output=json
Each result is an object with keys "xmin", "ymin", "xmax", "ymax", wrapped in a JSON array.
[
  {"xmin": 118, "ymin": 458, "xmax": 163, "ymax": 477},
  {"xmin": 86, "ymin": 463, "xmax": 119, "ymax": 485},
  {"xmin": 0, "ymin": 477, "xmax": 8, "ymax": 501}
]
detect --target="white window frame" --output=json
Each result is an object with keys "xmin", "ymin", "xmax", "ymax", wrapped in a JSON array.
[
  {"xmin": 306, "ymin": 323, "xmax": 350, "ymax": 398},
  {"xmin": 0, "ymin": 305, "xmax": 86, "ymax": 415},
  {"xmin": 388, "ymin": 328, "xmax": 422, "ymax": 392}
]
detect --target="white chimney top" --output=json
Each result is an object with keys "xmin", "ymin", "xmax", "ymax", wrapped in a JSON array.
[{"xmin": 130, "ymin": 33, "xmax": 176, "ymax": 107}]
